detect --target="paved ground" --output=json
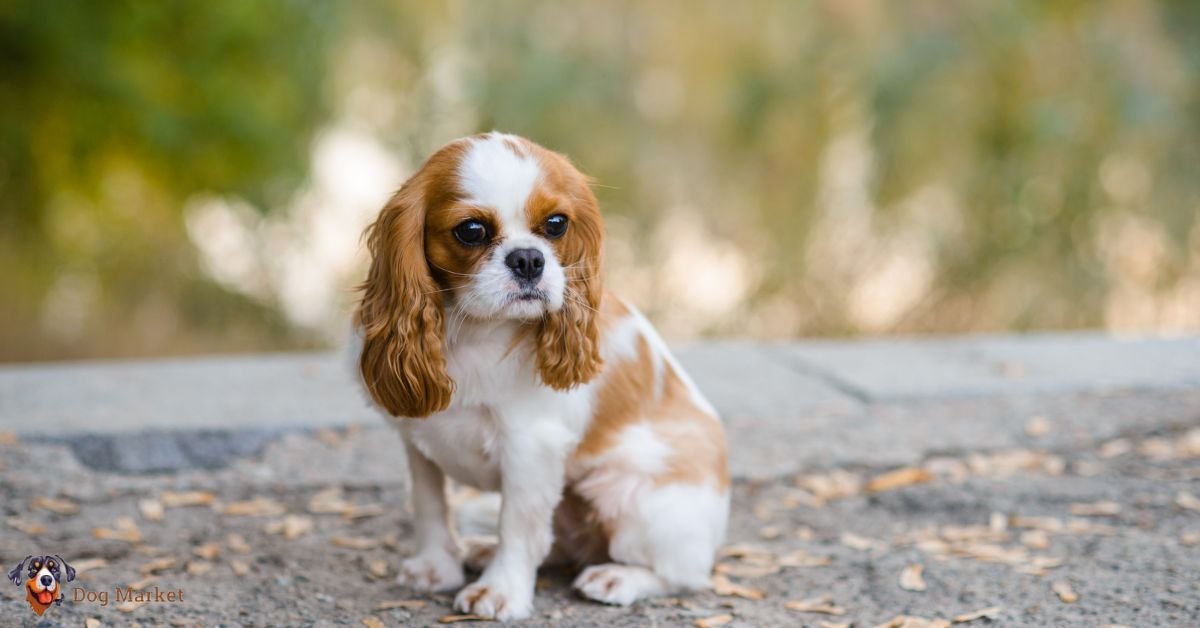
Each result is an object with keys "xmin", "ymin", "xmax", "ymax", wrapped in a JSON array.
[{"xmin": 0, "ymin": 333, "xmax": 1198, "ymax": 626}]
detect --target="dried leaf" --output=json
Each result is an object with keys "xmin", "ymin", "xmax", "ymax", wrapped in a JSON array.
[
  {"xmin": 220, "ymin": 497, "xmax": 285, "ymax": 517},
  {"xmin": 307, "ymin": 487, "xmax": 349, "ymax": 514},
  {"xmin": 128, "ymin": 575, "xmax": 157, "ymax": 591},
  {"xmin": 840, "ymin": 532, "xmax": 886, "ymax": 551},
  {"xmin": 33, "ymin": 495, "xmax": 79, "ymax": 515},
  {"xmin": 758, "ymin": 525, "xmax": 782, "ymax": 540},
  {"xmin": 1180, "ymin": 531, "xmax": 1200, "ymax": 546},
  {"xmin": 899, "ymin": 564, "xmax": 926, "ymax": 591},
  {"xmin": 876, "ymin": 617, "xmax": 950, "ymax": 628},
  {"xmin": 367, "ymin": 558, "xmax": 389, "ymax": 578},
  {"xmin": 952, "ymin": 606, "xmax": 1002, "ymax": 623},
  {"xmin": 72, "ymin": 558, "xmax": 108, "ymax": 574},
  {"xmin": 186, "ymin": 560, "xmax": 213, "ymax": 576},
  {"xmin": 819, "ymin": 623, "xmax": 851, "ymax": 628},
  {"xmin": 1138, "ymin": 437, "xmax": 1175, "ymax": 460},
  {"xmin": 0, "ymin": 431, "xmax": 17, "ymax": 445},
  {"xmin": 375, "ymin": 600, "xmax": 427, "ymax": 611},
  {"xmin": 93, "ymin": 517, "xmax": 143, "ymax": 543},
  {"xmin": 117, "ymin": 600, "xmax": 146, "ymax": 613},
  {"xmin": 719, "ymin": 544, "xmax": 773, "ymax": 561},
  {"xmin": 1069, "ymin": 501, "xmax": 1121, "ymax": 516},
  {"xmin": 785, "ymin": 594, "xmax": 845, "ymax": 615},
  {"xmin": 230, "ymin": 560, "xmax": 251, "ymax": 577},
  {"xmin": 192, "ymin": 542, "xmax": 221, "ymax": 560},
  {"xmin": 85, "ymin": 619, "xmax": 103, "ymax": 628},
  {"xmin": 343, "ymin": 503, "xmax": 386, "ymax": 520},
  {"xmin": 266, "ymin": 514, "xmax": 314, "ymax": 540},
  {"xmin": 1020, "ymin": 530, "xmax": 1050, "ymax": 550},
  {"xmin": 777, "ymin": 549, "xmax": 832, "ymax": 568},
  {"xmin": 139, "ymin": 557, "xmax": 177, "ymax": 574},
  {"xmin": 695, "ymin": 614, "xmax": 733, "ymax": 627},
  {"xmin": 1175, "ymin": 492, "xmax": 1200, "ymax": 512},
  {"xmin": 332, "ymin": 536, "xmax": 381, "ymax": 550},
  {"xmin": 139, "ymin": 499, "xmax": 165, "ymax": 522},
  {"xmin": 1025, "ymin": 416, "xmax": 1051, "ymax": 437},
  {"xmin": 1052, "ymin": 580, "xmax": 1078, "ymax": 603},
  {"xmin": 868, "ymin": 468, "xmax": 933, "ymax": 493},
  {"xmin": 711, "ymin": 573, "xmax": 765, "ymax": 600},
  {"xmin": 159, "ymin": 490, "xmax": 216, "ymax": 508},
  {"xmin": 362, "ymin": 618, "xmax": 385, "ymax": 628},
  {"xmin": 6, "ymin": 516, "xmax": 45, "ymax": 536},
  {"xmin": 438, "ymin": 615, "xmax": 489, "ymax": 623},
  {"xmin": 1010, "ymin": 516, "xmax": 1063, "ymax": 532},
  {"xmin": 226, "ymin": 533, "xmax": 252, "ymax": 554},
  {"xmin": 714, "ymin": 562, "xmax": 779, "ymax": 578}
]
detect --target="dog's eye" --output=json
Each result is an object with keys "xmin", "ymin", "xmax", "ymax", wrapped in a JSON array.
[
  {"xmin": 47, "ymin": 561, "xmax": 54, "ymax": 568},
  {"xmin": 543, "ymin": 214, "xmax": 568, "ymax": 239},
  {"xmin": 453, "ymin": 220, "xmax": 489, "ymax": 246}
]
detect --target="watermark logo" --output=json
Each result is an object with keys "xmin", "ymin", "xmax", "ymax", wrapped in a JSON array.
[{"xmin": 7, "ymin": 554, "xmax": 76, "ymax": 617}]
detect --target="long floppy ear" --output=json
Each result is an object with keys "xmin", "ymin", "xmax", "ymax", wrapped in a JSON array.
[
  {"xmin": 355, "ymin": 180, "xmax": 454, "ymax": 418},
  {"xmin": 8, "ymin": 556, "xmax": 29, "ymax": 585},
  {"xmin": 536, "ymin": 184, "xmax": 604, "ymax": 389},
  {"xmin": 54, "ymin": 556, "xmax": 75, "ymax": 583}
]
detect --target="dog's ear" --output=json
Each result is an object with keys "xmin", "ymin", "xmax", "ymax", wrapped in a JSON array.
[
  {"xmin": 8, "ymin": 556, "xmax": 30, "ymax": 585},
  {"xmin": 54, "ymin": 556, "xmax": 75, "ymax": 582}
]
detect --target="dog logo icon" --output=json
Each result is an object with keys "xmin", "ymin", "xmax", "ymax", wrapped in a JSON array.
[{"xmin": 8, "ymin": 554, "xmax": 76, "ymax": 616}]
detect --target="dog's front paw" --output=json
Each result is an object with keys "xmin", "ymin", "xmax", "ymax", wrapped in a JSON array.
[
  {"xmin": 397, "ymin": 552, "xmax": 464, "ymax": 592},
  {"xmin": 453, "ymin": 575, "xmax": 533, "ymax": 621}
]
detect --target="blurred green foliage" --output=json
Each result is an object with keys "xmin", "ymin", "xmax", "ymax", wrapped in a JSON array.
[{"xmin": 2, "ymin": 1, "xmax": 1198, "ymax": 361}]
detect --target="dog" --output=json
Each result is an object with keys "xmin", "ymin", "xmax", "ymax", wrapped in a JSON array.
[
  {"xmin": 354, "ymin": 132, "xmax": 729, "ymax": 620},
  {"xmin": 8, "ymin": 555, "xmax": 75, "ymax": 616}
]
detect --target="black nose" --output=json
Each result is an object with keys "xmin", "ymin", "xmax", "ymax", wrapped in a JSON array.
[
  {"xmin": 505, "ymin": 248, "xmax": 544, "ymax": 281},
  {"xmin": 40, "ymin": 574, "xmax": 52, "ymax": 586}
]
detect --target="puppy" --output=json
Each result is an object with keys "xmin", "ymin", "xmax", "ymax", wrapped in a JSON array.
[
  {"xmin": 8, "ymin": 555, "xmax": 75, "ymax": 616},
  {"xmin": 355, "ymin": 132, "xmax": 728, "ymax": 620}
]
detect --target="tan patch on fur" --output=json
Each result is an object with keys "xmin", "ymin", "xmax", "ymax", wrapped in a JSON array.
[{"xmin": 552, "ymin": 487, "xmax": 613, "ymax": 567}]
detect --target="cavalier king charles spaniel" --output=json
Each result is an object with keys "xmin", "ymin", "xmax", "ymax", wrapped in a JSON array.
[{"xmin": 355, "ymin": 132, "xmax": 728, "ymax": 620}]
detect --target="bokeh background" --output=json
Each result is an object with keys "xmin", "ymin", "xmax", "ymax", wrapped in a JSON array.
[{"xmin": 3, "ymin": 1, "xmax": 1199, "ymax": 362}]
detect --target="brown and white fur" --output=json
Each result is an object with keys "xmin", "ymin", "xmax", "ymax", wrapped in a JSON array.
[{"xmin": 355, "ymin": 132, "xmax": 729, "ymax": 621}]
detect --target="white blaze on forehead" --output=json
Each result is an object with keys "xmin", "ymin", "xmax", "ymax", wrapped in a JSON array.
[{"xmin": 458, "ymin": 133, "xmax": 541, "ymax": 235}]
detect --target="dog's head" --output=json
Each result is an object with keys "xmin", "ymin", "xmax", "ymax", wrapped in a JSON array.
[
  {"xmin": 356, "ymin": 132, "xmax": 605, "ymax": 417},
  {"xmin": 9, "ymin": 555, "xmax": 74, "ymax": 615}
]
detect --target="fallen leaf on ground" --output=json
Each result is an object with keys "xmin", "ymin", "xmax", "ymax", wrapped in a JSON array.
[
  {"xmin": 307, "ymin": 487, "xmax": 349, "ymax": 514},
  {"xmin": 714, "ymin": 561, "xmax": 779, "ymax": 578},
  {"xmin": 186, "ymin": 560, "xmax": 213, "ymax": 576},
  {"xmin": 785, "ymin": 594, "xmax": 845, "ymax": 615},
  {"xmin": 711, "ymin": 573, "xmax": 765, "ymax": 600},
  {"xmin": 219, "ymin": 497, "xmax": 285, "ymax": 517},
  {"xmin": 138, "ymin": 557, "xmax": 177, "ymax": 574},
  {"xmin": 375, "ymin": 600, "xmax": 426, "ymax": 611},
  {"xmin": 0, "ymin": 431, "xmax": 17, "ymax": 445},
  {"xmin": 1070, "ymin": 501, "xmax": 1121, "ymax": 516},
  {"xmin": 85, "ymin": 619, "xmax": 103, "ymax": 628},
  {"xmin": 343, "ymin": 503, "xmax": 386, "ymax": 520},
  {"xmin": 230, "ymin": 560, "xmax": 250, "ymax": 577},
  {"xmin": 1066, "ymin": 519, "xmax": 1116, "ymax": 535},
  {"xmin": 72, "ymin": 558, "xmax": 108, "ymax": 574},
  {"xmin": 266, "ymin": 514, "xmax": 314, "ymax": 540},
  {"xmin": 192, "ymin": 542, "xmax": 221, "ymax": 560},
  {"xmin": 876, "ymin": 617, "xmax": 951, "ymax": 628},
  {"xmin": 438, "ymin": 615, "xmax": 489, "ymax": 623},
  {"xmin": 694, "ymin": 614, "xmax": 733, "ymax": 627},
  {"xmin": 777, "ymin": 549, "xmax": 832, "ymax": 568},
  {"xmin": 1020, "ymin": 530, "xmax": 1050, "ymax": 550},
  {"xmin": 796, "ymin": 470, "xmax": 862, "ymax": 503},
  {"xmin": 952, "ymin": 606, "xmax": 1001, "ymax": 623},
  {"xmin": 93, "ymin": 517, "xmax": 142, "ymax": 543},
  {"xmin": 139, "ymin": 499, "xmax": 165, "ymax": 521},
  {"xmin": 1098, "ymin": 439, "xmax": 1132, "ymax": 458},
  {"xmin": 226, "ymin": 533, "xmax": 252, "ymax": 554},
  {"xmin": 840, "ymin": 532, "xmax": 886, "ymax": 551},
  {"xmin": 1052, "ymin": 580, "xmax": 1078, "ymax": 603},
  {"xmin": 868, "ymin": 468, "xmax": 933, "ymax": 493},
  {"xmin": 1025, "ymin": 416, "xmax": 1051, "ymax": 437},
  {"xmin": 6, "ymin": 517, "xmax": 45, "ymax": 536},
  {"xmin": 117, "ymin": 600, "xmax": 146, "ymax": 613},
  {"xmin": 128, "ymin": 575, "xmax": 157, "ymax": 591},
  {"xmin": 758, "ymin": 525, "xmax": 781, "ymax": 539},
  {"xmin": 33, "ymin": 495, "xmax": 79, "ymax": 515},
  {"xmin": 1175, "ymin": 492, "xmax": 1200, "ymax": 512},
  {"xmin": 1180, "ymin": 532, "xmax": 1200, "ymax": 546},
  {"xmin": 1138, "ymin": 437, "xmax": 1175, "ymax": 460},
  {"xmin": 1011, "ymin": 516, "xmax": 1063, "ymax": 532},
  {"xmin": 159, "ymin": 490, "xmax": 216, "ymax": 508},
  {"xmin": 819, "ymin": 623, "xmax": 850, "ymax": 628},
  {"xmin": 332, "ymin": 536, "xmax": 381, "ymax": 550},
  {"xmin": 361, "ymin": 618, "xmax": 384, "ymax": 628},
  {"xmin": 899, "ymin": 564, "xmax": 926, "ymax": 591},
  {"xmin": 366, "ymin": 558, "xmax": 389, "ymax": 578}
]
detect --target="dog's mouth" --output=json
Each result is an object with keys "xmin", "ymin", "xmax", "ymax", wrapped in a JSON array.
[
  {"xmin": 27, "ymin": 582, "xmax": 54, "ymax": 605},
  {"xmin": 508, "ymin": 288, "xmax": 548, "ymax": 304}
]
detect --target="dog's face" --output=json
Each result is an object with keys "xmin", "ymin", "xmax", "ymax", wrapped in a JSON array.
[
  {"xmin": 356, "ymin": 133, "xmax": 605, "ymax": 418},
  {"xmin": 9, "ymin": 554, "xmax": 74, "ymax": 614}
]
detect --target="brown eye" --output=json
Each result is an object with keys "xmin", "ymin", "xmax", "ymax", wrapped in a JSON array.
[
  {"xmin": 453, "ymin": 220, "xmax": 489, "ymax": 246},
  {"xmin": 543, "ymin": 214, "xmax": 568, "ymax": 239}
]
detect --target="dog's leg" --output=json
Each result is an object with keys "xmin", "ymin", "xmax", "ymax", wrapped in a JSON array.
[
  {"xmin": 454, "ymin": 419, "xmax": 571, "ymax": 621},
  {"xmin": 397, "ymin": 439, "xmax": 464, "ymax": 592}
]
